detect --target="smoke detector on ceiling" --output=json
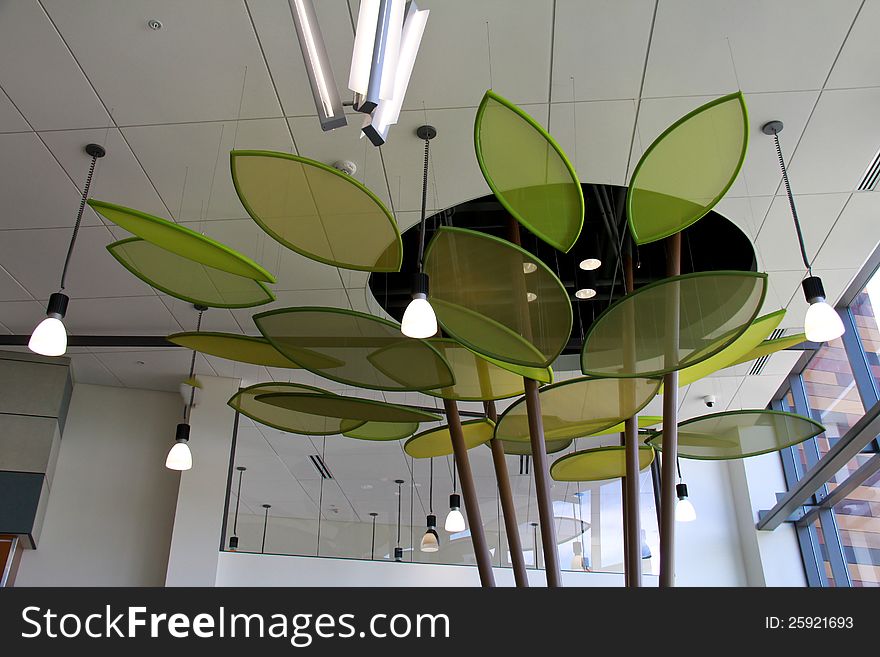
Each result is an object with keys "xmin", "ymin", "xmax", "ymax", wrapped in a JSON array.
[{"xmin": 332, "ymin": 160, "xmax": 357, "ymax": 176}]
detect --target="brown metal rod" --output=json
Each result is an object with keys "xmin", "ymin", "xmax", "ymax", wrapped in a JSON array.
[
  {"xmin": 443, "ymin": 398, "xmax": 496, "ymax": 587},
  {"xmin": 523, "ymin": 378, "xmax": 562, "ymax": 587},
  {"xmin": 485, "ymin": 401, "xmax": 529, "ymax": 588},
  {"xmin": 623, "ymin": 246, "xmax": 642, "ymax": 587},
  {"xmin": 659, "ymin": 232, "xmax": 682, "ymax": 587}
]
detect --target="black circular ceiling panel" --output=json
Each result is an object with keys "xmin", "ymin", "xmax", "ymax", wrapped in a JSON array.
[{"xmin": 369, "ymin": 183, "xmax": 756, "ymax": 356}]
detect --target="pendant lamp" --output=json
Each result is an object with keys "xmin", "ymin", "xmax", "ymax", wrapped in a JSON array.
[
  {"xmin": 444, "ymin": 456, "xmax": 466, "ymax": 532},
  {"xmin": 229, "ymin": 466, "xmax": 246, "ymax": 550},
  {"xmin": 401, "ymin": 125, "xmax": 438, "ymax": 339},
  {"xmin": 764, "ymin": 120, "xmax": 844, "ymax": 343},
  {"xmin": 674, "ymin": 457, "xmax": 696, "ymax": 523},
  {"xmin": 394, "ymin": 479, "xmax": 405, "ymax": 561},
  {"xmin": 420, "ymin": 458, "xmax": 440, "ymax": 552},
  {"xmin": 165, "ymin": 305, "xmax": 205, "ymax": 471},
  {"xmin": 29, "ymin": 144, "xmax": 105, "ymax": 357}
]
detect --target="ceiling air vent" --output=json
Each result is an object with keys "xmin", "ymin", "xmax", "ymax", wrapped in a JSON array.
[
  {"xmin": 858, "ymin": 146, "xmax": 880, "ymax": 191},
  {"xmin": 748, "ymin": 328, "xmax": 786, "ymax": 376},
  {"xmin": 308, "ymin": 454, "xmax": 333, "ymax": 480}
]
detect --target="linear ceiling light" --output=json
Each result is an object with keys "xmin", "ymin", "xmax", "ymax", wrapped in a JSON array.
[
  {"xmin": 29, "ymin": 144, "xmax": 105, "ymax": 357},
  {"xmin": 350, "ymin": 0, "xmax": 405, "ymax": 113},
  {"xmin": 362, "ymin": 1, "xmax": 429, "ymax": 146},
  {"xmin": 288, "ymin": 0, "xmax": 346, "ymax": 131},
  {"xmin": 764, "ymin": 120, "xmax": 844, "ymax": 343}
]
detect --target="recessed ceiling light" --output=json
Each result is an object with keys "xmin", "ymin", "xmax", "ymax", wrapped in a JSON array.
[
  {"xmin": 579, "ymin": 258, "xmax": 601, "ymax": 271},
  {"xmin": 361, "ymin": 484, "xmax": 373, "ymax": 490},
  {"xmin": 522, "ymin": 262, "xmax": 537, "ymax": 274},
  {"xmin": 575, "ymin": 288, "xmax": 596, "ymax": 299},
  {"xmin": 148, "ymin": 19, "xmax": 163, "ymax": 30},
  {"xmin": 526, "ymin": 292, "xmax": 538, "ymax": 302}
]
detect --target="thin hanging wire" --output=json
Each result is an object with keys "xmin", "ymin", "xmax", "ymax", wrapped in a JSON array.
[
  {"xmin": 370, "ymin": 514, "xmax": 377, "ymax": 560},
  {"xmin": 676, "ymin": 456, "xmax": 683, "ymax": 482},
  {"xmin": 429, "ymin": 458, "xmax": 434, "ymax": 514},
  {"xmin": 485, "ymin": 21, "xmax": 494, "ymax": 89},
  {"xmin": 260, "ymin": 505, "xmax": 270, "ymax": 554},
  {"xmin": 59, "ymin": 151, "xmax": 100, "ymax": 290},
  {"xmin": 232, "ymin": 467, "xmax": 244, "ymax": 535},
  {"xmin": 396, "ymin": 480, "xmax": 403, "ymax": 547},
  {"xmin": 773, "ymin": 132, "xmax": 812, "ymax": 273},
  {"xmin": 417, "ymin": 135, "xmax": 431, "ymax": 272},
  {"xmin": 452, "ymin": 455, "xmax": 457, "ymax": 493},
  {"xmin": 184, "ymin": 309, "xmax": 204, "ymax": 421}
]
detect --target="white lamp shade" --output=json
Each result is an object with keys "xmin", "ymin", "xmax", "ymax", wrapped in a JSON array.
[
  {"xmin": 570, "ymin": 554, "xmax": 584, "ymax": 570},
  {"xmin": 444, "ymin": 508, "xmax": 465, "ymax": 533},
  {"xmin": 401, "ymin": 295, "xmax": 437, "ymax": 338},
  {"xmin": 420, "ymin": 529, "xmax": 439, "ymax": 552},
  {"xmin": 28, "ymin": 316, "xmax": 67, "ymax": 357},
  {"xmin": 804, "ymin": 301, "xmax": 845, "ymax": 343},
  {"xmin": 675, "ymin": 497, "xmax": 697, "ymax": 523},
  {"xmin": 165, "ymin": 441, "xmax": 192, "ymax": 471}
]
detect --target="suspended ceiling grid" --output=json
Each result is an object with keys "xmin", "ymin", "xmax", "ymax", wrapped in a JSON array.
[{"xmin": 0, "ymin": 1, "xmax": 878, "ymax": 526}]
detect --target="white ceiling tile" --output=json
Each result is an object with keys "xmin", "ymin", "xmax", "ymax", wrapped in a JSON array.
[
  {"xmin": 402, "ymin": 0, "xmax": 554, "ymax": 110},
  {"xmin": 160, "ymin": 296, "xmax": 243, "ymax": 334},
  {"xmin": 63, "ymin": 296, "xmax": 181, "ymax": 335},
  {"xmin": 677, "ymin": 376, "xmax": 745, "ymax": 421},
  {"xmin": 122, "ymin": 118, "xmax": 294, "ymax": 222},
  {"xmin": 712, "ymin": 195, "xmax": 773, "ymax": 252},
  {"xmin": 755, "ymin": 193, "xmax": 850, "ymax": 272},
  {"xmin": 788, "ymin": 87, "xmax": 880, "ymax": 194},
  {"xmin": 0, "ymin": 225, "xmax": 154, "ymax": 300},
  {"xmin": 0, "ymin": 88, "xmax": 29, "ymax": 133},
  {"xmin": 755, "ymin": 349, "xmax": 803, "ymax": 378},
  {"xmin": 826, "ymin": 0, "xmax": 880, "ymax": 89},
  {"xmin": 287, "ymin": 115, "xmax": 392, "ymax": 207},
  {"xmin": 727, "ymin": 373, "xmax": 787, "ymax": 411},
  {"xmin": 43, "ymin": 0, "xmax": 282, "ymax": 125},
  {"xmin": 548, "ymin": 100, "xmax": 636, "ymax": 186},
  {"xmin": 230, "ymin": 287, "xmax": 352, "ymax": 330},
  {"xmin": 92, "ymin": 348, "xmax": 213, "ymax": 391},
  {"xmin": 812, "ymin": 191, "xmax": 880, "ymax": 272},
  {"xmin": 0, "ymin": 299, "xmax": 47, "ymax": 334},
  {"xmin": 40, "ymin": 128, "xmax": 170, "ymax": 220},
  {"xmin": 0, "ymin": 264, "xmax": 33, "ymax": 302},
  {"xmin": 643, "ymin": 1, "xmax": 861, "ymax": 97},
  {"xmin": 246, "ymin": 0, "xmax": 354, "ymax": 117},
  {"xmin": 68, "ymin": 352, "xmax": 122, "ymax": 387},
  {"xmin": 0, "ymin": 0, "xmax": 110, "ymax": 130},
  {"xmin": 0, "ymin": 132, "xmax": 103, "ymax": 229},
  {"xmin": 552, "ymin": 1, "xmax": 654, "ymax": 101}
]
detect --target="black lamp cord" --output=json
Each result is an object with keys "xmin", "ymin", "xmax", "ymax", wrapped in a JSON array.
[
  {"xmin": 183, "ymin": 309, "xmax": 204, "ymax": 421},
  {"xmin": 429, "ymin": 458, "xmax": 434, "ymax": 514},
  {"xmin": 59, "ymin": 152, "xmax": 99, "ymax": 291},
  {"xmin": 452, "ymin": 457, "xmax": 457, "ymax": 494},
  {"xmin": 233, "ymin": 468, "xmax": 244, "ymax": 535},
  {"xmin": 772, "ymin": 133, "xmax": 812, "ymax": 274},
  {"xmin": 396, "ymin": 481, "xmax": 402, "ymax": 547},
  {"xmin": 416, "ymin": 136, "xmax": 431, "ymax": 273},
  {"xmin": 676, "ymin": 456, "xmax": 683, "ymax": 483}
]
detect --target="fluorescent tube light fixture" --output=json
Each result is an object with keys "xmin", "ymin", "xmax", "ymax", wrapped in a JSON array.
[
  {"xmin": 288, "ymin": 0, "xmax": 347, "ymax": 131},
  {"xmin": 362, "ymin": 1, "xmax": 429, "ymax": 145}
]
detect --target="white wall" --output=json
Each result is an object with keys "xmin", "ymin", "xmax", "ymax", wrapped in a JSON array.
[
  {"xmin": 16, "ymin": 384, "xmax": 181, "ymax": 586},
  {"xmin": 165, "ymin": 376, "xmax": 240, "ymax": 586},
  {"xmin": 215, "ymin": 551, "xmax": 659, "ymax": 587}
]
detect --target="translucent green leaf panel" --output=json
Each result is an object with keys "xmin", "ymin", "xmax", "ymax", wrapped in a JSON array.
[
  {"xmin": 404, "ymin": 419, "xmax": 495, "ymax": 459},
  {"xmin": 424, "ymin": 338, "xmax": 535, "ymax": 402},
  {"xmin": 499, "ymin": 438, "xmax": 572, "ymax": 456},
  {"xmin": 551, "ymin": 445, "xmax": 655, "ymax": 482},
  {"xmin": 343, "ymin": 421, "xmax": 419, "ymax": 441},
  {"xmin": 474, "ymin": 90, "xmax": 584, "ymax": 252},
  {"xmin": 108, "ymin": 238, "xmax": 274, "ymax": 309},
  {"xmin": 254, "ymin": 307, "xmax": 454, "ymax": 392},
  {"xmin": 730, "ymin": 333, "xmax": 806, "ymax": 368},
  {"xmin": 647, "ymin": 409, "xmax": 824, "ymax": 460},
  {"xmin": 424, "ymin": 227, "xmax": 573, "ymax": 370},
  {"xmin": 255, "ymin": 393, "xmax": 440, "ymax": 424},
  {"xmin": 228, "ymin": 383, "xmax": 363, "ymax": 435},
  {"xmin": 627, "ymin": 92, "xmax": 749, "ymax": 245},
  {"xmin": 89, "ymin": 200, "xmax": 274, "ymax": 282},
  {"xmin": 581, "ymin": 271, "xmax": 767, "ymax": 378},
  {"xmin": 494, "ymin": 376, "xmax": 662, "ymax": 443},
  {"xmin": 168, "ymin": 332, "xmax": 305, "ymax": 369},
  {"xmin": 230, "ymin": 150, "xmax": 402, "ymax": 272}
]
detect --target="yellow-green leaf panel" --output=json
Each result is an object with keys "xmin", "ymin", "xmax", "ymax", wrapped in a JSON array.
[
  {"xmin": 551, "ymin": 445, "xmax": 655, "ymax": 482},
  {"xmin": 627, "ymin": 92, "xmax": 749, "ymax": 245},
  {"xmin": 230, "ymin": 150, "xmax": 402, "ymax": 272},
  {"xmin": 89, "ymin": 200, "xmax": 274, "ymax": 282},
  {"xmin": 474, "ymin": 90, "xmax": 584, "ymax": 252}
]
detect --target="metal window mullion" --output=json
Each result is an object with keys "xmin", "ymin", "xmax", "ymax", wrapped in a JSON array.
[
  {"xmin": 798, "ymin": 521, "xmax": 826, "ymax": 587},
  {"xmin": 840, "ymin": 307, "xmax": 880, "ymax": 408},
  {"xmin": 819, "ymin": 507, "xmax": 851, "ymax": 587},
  {"xmin": 789, "ymin": 374, "xmax": 823, "ymax": 490}
]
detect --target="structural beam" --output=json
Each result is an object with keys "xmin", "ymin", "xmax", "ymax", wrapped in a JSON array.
[
  {"xmin": 659, "ymin": 231, "xmax": 681, "ymax": 587},
  {"xmin": 623, "ymin": 246, "xmax": 642, "ymax": 587},
  {"xmin": 443, "ymin": 398, "xmax": 496, "ymax": 587},
  {"xmin": 758, "ymin": 400, "xmax": 880, "ymax": 530},
  {"xmin": 485, "ymin": 401, "xmax": 529, "ymax": 587},
  {"xmin": 523, "ymin": 378, "xmax": 562, "ymax": 587}
]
